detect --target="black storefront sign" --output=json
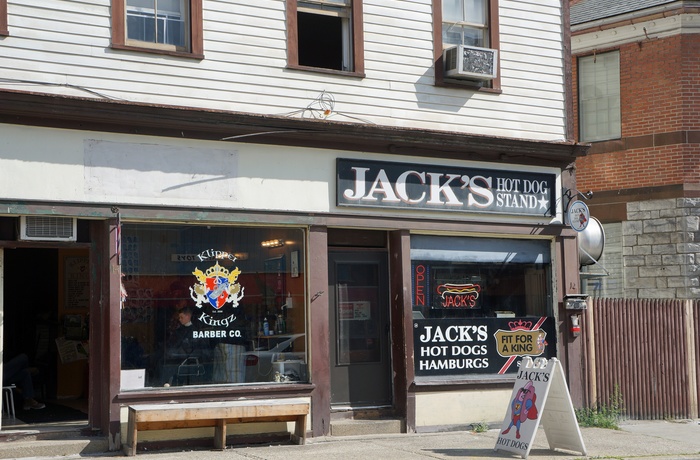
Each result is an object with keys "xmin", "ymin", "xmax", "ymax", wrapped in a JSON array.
[
  {"xmin": 413, "ymin": 317, "xmax": 556, "ymax": 376},
  {"xmin": 337, "ymin": 159, "xmax": 556, "ymax": 216}
]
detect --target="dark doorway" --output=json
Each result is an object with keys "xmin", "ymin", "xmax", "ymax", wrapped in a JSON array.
[
  {"xmin": 328, "ymin": 251, "xmax": 392, "ymax": 407},
  {"xmin": 2, "ymin": 247, "xmax": 89, "ymax": 426}
]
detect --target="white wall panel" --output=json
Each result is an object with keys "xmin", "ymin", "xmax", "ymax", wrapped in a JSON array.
[
  {"xmin": 0, "ymin": 125, "xmax": 333, "ymax": 212},
  {"xmin": 416, "ymin": 389, "xmax": 512, "ymax": 426}
]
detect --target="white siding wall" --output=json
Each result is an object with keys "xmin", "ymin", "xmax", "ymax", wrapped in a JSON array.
[{"xmin": 1, "ymin": 0, "xmax": 566, "ymax": 141}]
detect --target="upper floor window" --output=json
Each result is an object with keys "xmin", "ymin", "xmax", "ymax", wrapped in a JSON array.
[
  {"xmin": 127, "ymin": 0, "xmax": 186, "ymax": 48},
  {"xmin": 443, "ymin": 0, "xmax": 488, "ymax": 48},
  {"xmin": 578, "ymin": 51, "xmax": 621, "ymax": 142},
  {"xmin": 111, "ymin": 0, "xmax": 203, "ymax": 58},
  {"xmin": 433, "ymin": 0, "xmax": 500, "ymax": 90},
  {"xmin": 0, "ymin": 0, "xmax": 8, "ymax": 36},
  {"xmin": 286, "ymin": 0, "xmax": 364, "ymax": 76}
]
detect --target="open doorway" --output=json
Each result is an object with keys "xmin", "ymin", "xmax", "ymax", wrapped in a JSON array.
[{"xmin": 2, "ymin": 247, "xmax": 89, "ymax": 428}]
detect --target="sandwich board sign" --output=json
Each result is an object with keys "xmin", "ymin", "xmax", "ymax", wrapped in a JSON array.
[{"xmin": 494, "ymin": 357, "xmax": 586, "ymax": 459}]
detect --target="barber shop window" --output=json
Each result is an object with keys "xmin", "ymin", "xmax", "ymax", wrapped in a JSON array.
[
  {"xmin": 120, "ymin": 224, "xmax": 307, "ymax": 389},
  {"xmin": 411, "ymin": 235, "xmax": 556, "ymax": 377}
]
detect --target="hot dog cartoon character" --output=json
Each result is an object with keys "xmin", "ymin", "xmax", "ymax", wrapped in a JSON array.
[{"xmin": 502, "ymin": 380, "xmax": 538, "ymax": 439}]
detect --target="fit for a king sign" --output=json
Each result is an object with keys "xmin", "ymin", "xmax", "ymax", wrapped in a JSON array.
[{"xmin": 337, "ymin": 159, "xmax": 556, "ymax": 216}]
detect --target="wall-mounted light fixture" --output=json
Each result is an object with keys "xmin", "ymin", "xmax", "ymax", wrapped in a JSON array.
[
  {"xmin": 563, "ymin": 188, "xmax": 593, "ymax": 201},
  {"xmin": 261, "ymin": 239, "xmax": 285, "ymax": 248}
]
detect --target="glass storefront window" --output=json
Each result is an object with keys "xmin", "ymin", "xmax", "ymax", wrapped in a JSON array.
[
  {"xmin": 412, "ymin": 261, "xmax": 550, "ymax": 319},
  {"xmin": 120, "ymin": 224, "xmax": 307, "ymax": 389},
  {"xmin": 411, "ymin": 235, "xmax": 551, "ymax": 319},
  {"xmin": 411, "ymin": 235, "xmax": 556, "ymax": 377}
]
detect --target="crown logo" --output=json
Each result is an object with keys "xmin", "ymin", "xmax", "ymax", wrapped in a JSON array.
[
  {"xmin": 190, "ymin": 260, "xmax": 244, "ymax": 310},
  {"xmin": 508, "ymin": 319, "xmax": 533, "ymax": 331},
  {"xmin": 192, "ymin": 262, "xmax": 240, "ymax": 284},
  {"xmin": 205, "ymin": 262, "xmax": 229, "ymax": 279}
]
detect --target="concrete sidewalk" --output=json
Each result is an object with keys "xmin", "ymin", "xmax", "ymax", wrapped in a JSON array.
[{"xmin": 7, "ymin": 419, "xmax": 700, "ymax": 459}]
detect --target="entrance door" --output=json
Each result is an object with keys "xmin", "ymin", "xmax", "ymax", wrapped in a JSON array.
[
  {"xmin": 1, "ymin": 247, "xmax": 89, "ymax": 427},
  {"xmin": 328, "ymin": 251, "xmax": 392, "ymax": 407}
]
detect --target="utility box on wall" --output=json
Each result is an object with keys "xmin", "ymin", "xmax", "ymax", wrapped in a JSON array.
[{"xmin": 564, "ymin": 294, "xmax": 589, "ymax": 310}]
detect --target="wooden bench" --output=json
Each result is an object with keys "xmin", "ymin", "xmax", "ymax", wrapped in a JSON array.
[{"xmin": 123, "ymin": 398, "xmax": 309, "ymax": 456}]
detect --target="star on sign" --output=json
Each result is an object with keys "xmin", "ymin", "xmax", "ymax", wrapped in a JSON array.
[{"xmin": 538, "ymin": 196, "xmax": 549, "ymax": 209}]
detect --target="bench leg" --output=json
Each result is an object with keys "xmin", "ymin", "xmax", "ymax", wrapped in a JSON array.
[
  {"xmin": 293, "ymin": 414, "xmax": 307, "ymax": 445},
  {"xmin": 214, "ymin": 419, "xmax": 227, "ymax": 450},
  {"xmin": 124, "ymin": 410, "xmax": 138, "ymax": 456}
]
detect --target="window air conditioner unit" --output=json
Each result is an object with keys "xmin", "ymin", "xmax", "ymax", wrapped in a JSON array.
[
  {"xmin": 20, "ymin": 216, "xmax": 77, "ymax": 242},
  {"xmin": 443, "ymin": 45, "xmax": 498, "ymax": 81}
]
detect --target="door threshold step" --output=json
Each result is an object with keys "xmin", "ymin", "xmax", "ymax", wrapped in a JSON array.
[{"xmin": 330, "ymin": 418, "xmax": 405, "ymax": 436}]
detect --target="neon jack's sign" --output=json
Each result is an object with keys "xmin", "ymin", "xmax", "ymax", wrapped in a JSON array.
[
  {"xmin": 437, "ymin": 283, "xmax": 481, "ymax": 309},
  {"xmin": 414, "ymin": 263, "xmax": 482, "ymax": 310}
]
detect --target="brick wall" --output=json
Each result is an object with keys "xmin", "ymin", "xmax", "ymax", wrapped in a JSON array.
[
  {"xmin": 572, "ymin": 34, "xmax": 700, "ymax": 193},
  {"xmin": 622, "ymin": 35, "xmax": 684, "ymax": 137},
  {"xmin": 570, "ymin": 16, "xmax": 700, "ymax": 299},
  {"xmin": 576, "ymin": 144, "xmax": 698, "ymax": 191},
  {"xmin": 682, "ymin": 31, "xmax": 700, "ymax": 131}
]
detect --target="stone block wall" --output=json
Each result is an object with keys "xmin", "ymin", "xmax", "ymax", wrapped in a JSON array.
[{"xmin": 622, "ymin": 198, "xmax": 700, "ymax": 299}]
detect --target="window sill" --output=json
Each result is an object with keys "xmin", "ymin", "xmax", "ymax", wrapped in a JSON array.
[
  {"xmin": 586, "ymin": 138, "xmax": 624, "ymax": 154},
  {"xmin": 437, "ymin": 79, "xmax": 502, "ymax": 94},
  {"xmin": 286, "ymin": 64, "xmax": 365, "ymax": 78},
  {"xmin": 584, "ymin": 137, "xmax": 622, "ymax": 144},
  {"xmin": 116, "ymin": 382, "xmax": 315, "ymax": 404},
  {"xmin": 110, "ymin": 43, "xmax": 204, "ymax": 60}
]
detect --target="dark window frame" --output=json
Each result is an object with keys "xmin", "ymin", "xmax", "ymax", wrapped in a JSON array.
[
  {"xmin": 0, "ymin": 0, "xmax": 8, "ymax": 36},
  {"xmin": 286, "ymin": 0, "xmax": 365, "ymax": 77},
  {"xmin": 433, "ymin": 0, "xmax": 501, "ymax": 92},
  {"xmin": 111, "ymin": 0, "xmax": 204, "ymax": 59}
]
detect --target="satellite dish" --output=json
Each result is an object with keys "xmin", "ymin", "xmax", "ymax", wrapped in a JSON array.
[{"xmin": 579, "ymin": 216, "xmax": 605, "ymax": 266}]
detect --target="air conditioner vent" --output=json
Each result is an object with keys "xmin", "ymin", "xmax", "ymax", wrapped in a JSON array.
[
  {"xmin": 444, "ymin": 45, "xmax": 498, "ymax": 81},
  {"xmin": 20, "ymin": 216, "xmax": 77, "ymax": 242}
]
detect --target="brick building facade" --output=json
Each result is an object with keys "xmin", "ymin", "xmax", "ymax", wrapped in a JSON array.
[{"xmin": 570, "ymin": 0, "xmax": 700, "ymax": 299}]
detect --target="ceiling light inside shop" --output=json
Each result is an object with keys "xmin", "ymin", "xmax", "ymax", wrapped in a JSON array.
[{"xmin": 261, "ymin": 239, "xmax": 285, "ymax": 248}]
